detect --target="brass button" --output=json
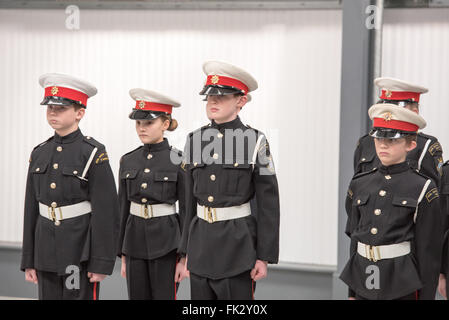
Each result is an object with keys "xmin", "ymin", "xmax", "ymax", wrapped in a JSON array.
[
  {"xmin": 35, "ymin": 168, "xmax": 40, "ymax": 172},
  {"xmin": 361, "ymin": 158, "xmax": 366, "ymax": 162},
  {"xmin": 56, "ymin": 146, "xmax": 63, "ymax": 152},
  {"xmin": 141, "ymin": 198, "xmax": 147, "ymax": 203},
  {"xmin": 147, "ymin": 154, "xmax": 153, "ymax": 160},
  {"xmin": 210, "ymin": 174, "xmax": 216, "ymax": 181},
  {"xmin": 374, "ymin": 209, "xmax": 381, "ymax": 215},
  {"xmin": 86, "ymin": 136, "xmax": 91, "ymax": 140},
  {"xmin": 50, "ymin": 183, "xmax": 56, "ymax": 189},
  {"xmin": 385, "ymin": 175, "xmax": 391, "ymax": 180},
  {"xmin": 379, "ymin": 190, "xmax": 386, "ymax": 197},
  {"xmin": 73, "ymin": 170, "xmax": 78, "ymax": 175},
  {"xmin": 371, "ymin": 228, "xmax": 378, "ymax": 235},
  {"xmin": 194, "ymin": 162, "xmax": 198, "ymax": 167},
  {"xmin": 213, "ymin": 153, "xmax": 219, "ymax": 160},
  {"xmin": 126, "ymin": 173, "xmax": 130, "ymax": 178},
  {"xmin": 217, "ymin": 133, "xmax": 223, "ymax": 138},
  {"xmin": 55, "ymin": 220, "xmax": 61, "ymax": 226},
  {"xmin": 164, "ymin": 177, "xmax": 168, "ymax": 181},
  {"xmin": 51, "ymin": 202, "xmax": 57, "ymax": 208},
  {"xmin": 234, "ymin": 162, "xmax": 239, "ymax": 167},
  {"xmin": 53, "ymin": 163, "xmax": 58, "ymax": 170},
  {"xmin": 208, "ymin": 196, "xmax": 214, "ymax": 202},
  {"xmin": 141, "ymin": 183, "xmax": 148, "ymax": 189},
  {"xmin": 402, "ymin": 200, "xmax": 407, "ymax": 205},
  {"xmin": 144, "ymin": 168, "xmax": 150, "ymax": 173},
  {"xmin": 357, "ymin": 199, "xmax": 361, "ymax": 205}
]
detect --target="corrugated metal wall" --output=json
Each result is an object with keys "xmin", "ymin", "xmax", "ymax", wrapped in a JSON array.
[
  {"xmin": 0, "ymin": 8, "xmax": 342, "ymax": 266},
  {"xmin": 382, "ymin": 8, "xmax": 449, "ymax": 155}
]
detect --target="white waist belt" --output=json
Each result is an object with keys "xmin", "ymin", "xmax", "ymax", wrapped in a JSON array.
[
  {"xmin": 130, "ymin": 202, "xmax": 176, "ymax": 219},
  {"xmin": 39, "ymin": 201, "xmax": 92, "ymax": 226},
  {"xmin": 357, "ymin": 241, "xmax": 411, "ymax": 262},
  {"xmin": 197, "ymin": 202, "xmax": 251, "ymax": 223}
]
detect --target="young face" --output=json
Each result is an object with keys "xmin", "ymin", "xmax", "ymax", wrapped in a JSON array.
[
  {"xmin": 404, "ymin": 103, "xmax": 419, "ymax": 114},
  {"xmin": 374, "ymin": 137, "xmax": 417, "ymax": 166},
  {"xmin": 206, "ymin": 94, "xmax": 247, "ymax": 124},
  {"xmin": 135, "ymin": 117, "xmax": 169, "ymax": 144},
  {"xmin": 46, "ymin": 104, "xmax": 84, "ymax": 136}
]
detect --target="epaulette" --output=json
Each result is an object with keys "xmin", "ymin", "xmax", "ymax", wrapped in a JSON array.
[
  {"xmin": 413, "ymin": 168, "xmax": 433, "ymax": 181},
  {"xmin": 120, "ymin": 145, "xmax": 143, "ymax": 162},
  {"xmin": 188, "ymin": 123, "xmax": 211, "ymax": 138},
  {"xmin": 83, "ymin": 135, "xmax": 104, "ymax": 149},
  {"xmin": 418, "ymin": 132, "xmax": 438, "ymax": 141},
  {"xmin": 352, "ymin": 167, "xmax": 377, "ymax": 180},
  {"xmin": 32, "ymin": 136, "xmax": 52, "ymax": 152},
  {"xmin": 170, "ymin": 146, "xmax": 184, "ymax": 157}
]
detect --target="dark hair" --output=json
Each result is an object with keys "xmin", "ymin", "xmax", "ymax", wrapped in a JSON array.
[
  {"xmin": 405, "ymin": 134, "xmax": 417, "ymax": 145},
  {"xmin": 159, "ymin": 114, "xmax": 178, "ymax": 131}
]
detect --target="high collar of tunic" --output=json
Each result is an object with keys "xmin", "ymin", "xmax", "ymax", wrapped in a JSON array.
[
  {"xmin": 144, "ymin": 137, "xmax": 169, "ymax": 152},
  {"xmin": 53, "ymin": 128, "xmax": 82, "ymax": 144},
  {"xmin": 378, "ymin": 161, "xmax": 409, "ymax": 175},
  {"xmin": 211, "ymin": 116, "xmax": 245, "ymax": 130}
]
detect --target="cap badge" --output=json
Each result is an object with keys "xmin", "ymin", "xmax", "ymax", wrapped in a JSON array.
[
  {"xmin": 382, "ymin": 112, "xmax": 393, "ymax": 121},
  {"xmin": 51, "ymin": 86, "xmax": 59, "ymax": 95},
  {"xmin": 385, "ymin": 90, "xmax": 392, "ymax": 98},
  {"xmin": 138, "ymin": 101, "xmax": 146, "ymax": 109},
  {"xmin": 211, "ymin": 75, "xmax": 219, "ymax": 84}
]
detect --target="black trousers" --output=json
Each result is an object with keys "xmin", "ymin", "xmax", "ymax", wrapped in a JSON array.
[
  {"xmin": 37, "ymin": 265, "xmax": 100, "ymax": 300},
  {"xmin": 126, "ymin": 250, "xmax": 178, "ymax": 300},
  {"xmin": 190, "ymin": 270, "xmax": 255, "ymax": 300}
]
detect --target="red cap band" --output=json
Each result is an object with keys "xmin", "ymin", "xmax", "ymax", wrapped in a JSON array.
[
  {"xmin": 206, "ymin": 75, "xmax": 249, "ymax": 94},
  {"xmin": 135, "ymin": 101, "xmax": 172, "ymax": 114},
  {"xmin": 45, "ymin": 86, "xmax": 89, "ymax": 106},
  {"xmin": 373, "ymin": 117, "xmax": 419, "ymax": 132},
  {"xmin": 380, "ymin": 90, "xmax": 421, "ymax": 102}
]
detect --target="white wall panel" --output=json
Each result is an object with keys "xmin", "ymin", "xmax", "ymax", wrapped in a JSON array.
[
  {"xmin": 0, "ymin": 8, "xmax": 341, "ymax": 266},
  {"xmin": 382, "ymin": 9, "xmax": 449, "ymax": 156}
]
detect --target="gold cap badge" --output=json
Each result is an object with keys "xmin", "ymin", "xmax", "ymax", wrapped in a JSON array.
[
  {"xmin": 382, "ymin": 112, "xmax": 393, "ymax": 121},
  {"xmin": 211, "ymin": 75, "xmax": 219, "ymax": 84},
  {"xmin": 51, "ymin": 86, "xmax": 59, "ymax": 95},
  {"xmin": 138, "ymin": 101, "xmax": 146, "ymax": 109}
]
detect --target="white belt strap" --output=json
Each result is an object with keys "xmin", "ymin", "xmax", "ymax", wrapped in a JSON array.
[
  {"xmin": 413, "ymin": 179, "xmax": 432, "ymax": 223},
  {"xmin": 357, "ymin": 241, "xmax": 411, "ymax": 262},
  {"xmin": 130, "ymin": 202, "xmax": 176, "ymax": 219},
  {"xmin": 197, "ymin": 202, "xmax": 251, "ymax": 223},
  {"xmin": 417, "ymin": 139, "xmax": 431, "ymax": 171},
  {"xmin": 250, "ymin": 135, "xmax": 265, "ymax": 171},
  {"xmin": 39, "ymin": 201, "xmax": 92, "ymax": 225},
  {"xmin": 77, "ymin": 147, "xmax": 98, "ymax": 182}
]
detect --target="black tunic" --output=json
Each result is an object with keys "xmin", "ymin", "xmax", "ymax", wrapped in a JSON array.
[
  {"xmin": 117, "ymin": 138, "xmax": 186, "ymax": 260},
  {"xmin": 439, "ymin": 161, "xmax": 449, "ymax": 297},
  {"xmin": 340, "ymin": 161, "xmax": 443, "ymax": 299},
  {"xmin": 178, "ymin": 116, "xmax": 280, "ymax": 280},
  {"xmin": 353, "ymin": 133, "xmax": 443, "ymax": 189},
  {"xmin": 20, "ymin": 128, "xmax": 119, "ymax": 276}
]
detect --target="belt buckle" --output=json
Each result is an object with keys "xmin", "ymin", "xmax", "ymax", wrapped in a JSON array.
[
  {"xmin": 47, "ymin": 206, "xmax": 62, "ymax": 226},
  {"xmin": 142, "ymin": 204, "xmax": 153, "ymax": 219},
  {"xmin": 204, "ymin": 207, "xmax": 217, "ymax": 223},
  {"xmin": 365, "ymin": 244, "xmax": 380, "ymax": 262}
]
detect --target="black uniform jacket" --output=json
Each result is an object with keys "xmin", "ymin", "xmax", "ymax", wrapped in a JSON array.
[
  {"xmin": 178, "ymin": 116, "xmax": 280, "ymax": 280},
  {"xmin": 21, "ymin": 128, "xmax": 119, "ymax": 276},
  {"xmin": 340, "ymin": 162, "xmax": 443, "ymax": 300},
  {"xmin": 117, "ymin": 138, "xmax": 186, "ymax": 260}
]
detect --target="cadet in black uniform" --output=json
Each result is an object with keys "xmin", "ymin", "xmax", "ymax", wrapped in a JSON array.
[
  {"xmin": 21, "ymin": 73, "xmax": 119, "ymax": 300},
  {"xmin": 117, "ymin": 89, "xmax": 187, "ymax": 300},
  {"xmin": 438, "ymin": 161, "xmax": 449, "ymax": 299},
  {"xmin": 354, "ymin": 78, "xmax": 443, "ymax": 189},
  {"xmin": 178, "ymin": 61, "xmax": 280, "ymax": 300},
  {"xmin": 341, "ymin": 103, "xmax": 443, "ymax": 300}
]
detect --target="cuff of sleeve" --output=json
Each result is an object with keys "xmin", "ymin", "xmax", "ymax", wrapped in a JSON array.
[
  {"xmin": 348, "ymin": 288, "xmax": 356, "ymax": 298},
  {"xmin": 20, "ymin": 254, "xmax": 34, "ymax": 272},
  {"xmin": 87, "ymin": 257, "xmax": 115, "ymax": 275}
]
